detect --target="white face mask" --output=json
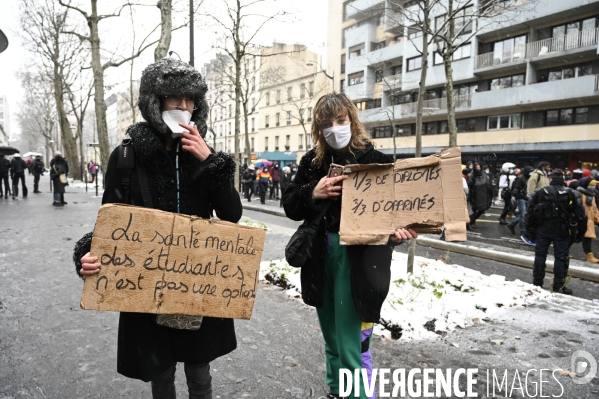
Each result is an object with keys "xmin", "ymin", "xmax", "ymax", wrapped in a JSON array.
[
  {"xmin": 162, "ymin": 110, "xmax": 192, "ymax": 138},
  {"xmin": 323, "ymin": 123, "xmax": 352, "ymax": 150}
]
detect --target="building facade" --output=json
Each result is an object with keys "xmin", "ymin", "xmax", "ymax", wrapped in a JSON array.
[
  {"xmin": 329, "ymin": 0, "xmax": 599, "ymax": 170},
  {"xmin": 0, "ymin": 95, "xmax": 10, "ymax": 145},
  {"xmin": 202, "ymin": 42, "xmax": 326, "ymax": 165}
]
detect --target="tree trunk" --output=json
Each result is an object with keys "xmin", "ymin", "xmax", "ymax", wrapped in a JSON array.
[
  {"xmin": 243, "ymin": 106, "xmax": 250, "ymax": 166},
  {"xmin": 232, "ymin": 0, "xmax": 241, "ymax": 191},
  {"xmin": 444, "ymin": 0, "xmax": 458, "ymax": 148},
  {"xmin": 154, "ymin": 0, "xmax": 172, "ymax": 61},
  {"xmin": 52, "ymin": 67, "xmax": 81, "ymax": 180},
  {"xmin": 89, "ymin": 0, "xmax": 110, "ymax": 180}
]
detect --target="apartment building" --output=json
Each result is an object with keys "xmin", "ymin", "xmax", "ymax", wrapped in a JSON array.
[
  {"xmin": 328, "ymin": 0, "xmax": 599, "ymax": 170},
  {"xmin": 117, "ymin": 81, "xmax": 140, "ymax": 141},
  {"xmin": 203, "ymin": 42, "xmax": 323, "ymax": 164},
  {"xmin": 0, "ymin": 95, "xmax": 10, "ymax": 145}
]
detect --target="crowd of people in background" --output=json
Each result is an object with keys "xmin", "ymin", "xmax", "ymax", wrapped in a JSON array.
[
  {"xmin": 461, "ymin": 160, "xmax": 599, "ymax": 273},
  {"xmin": 240, "ymin": 162, "xmax": 298, "ymax": 205}
]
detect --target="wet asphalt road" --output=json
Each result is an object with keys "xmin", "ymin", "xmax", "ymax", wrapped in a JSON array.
[{"xmin": 1, "ymin": 183, "xmax": 598, "ymax": 398}]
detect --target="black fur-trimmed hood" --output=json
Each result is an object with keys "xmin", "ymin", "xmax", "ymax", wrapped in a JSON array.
[{"xmin": 138, "ymin": 57, "xmax": 208, "ymax": 136}]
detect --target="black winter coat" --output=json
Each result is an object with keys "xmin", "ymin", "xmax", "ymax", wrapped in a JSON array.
[
  {"xmin": 73, "ymin": 122, "xmax": 242, "ymax": 382},
  {"xmin": 0, "ymin": 158, "xmax": 10, "ymax": 175},
  {"xmin": 282, "ymin": 144, "xmax": 396, "ymax": 323},
  {"xmin": 50, "ymin": 157, "xmax": 68, "ymax": 194},
  {"xmin": 10, "ymin": 158, "xmax": 27, "ymax": 175},
  {"xmin": 468, "ymin": 172, "xmax": 493, "ymax": 211}
]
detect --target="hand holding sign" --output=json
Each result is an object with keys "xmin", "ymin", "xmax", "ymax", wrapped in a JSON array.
[{"xmin": 390, "ymin": 228, "xmax": 418, "ymax": 243}]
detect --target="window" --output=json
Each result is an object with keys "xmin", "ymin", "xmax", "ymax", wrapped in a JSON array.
[
  {"xmin": 287, "ymin": 87, "xmax": 292, "ymax": 101},
  {"xmin": 219, "ymin": 125, "xmax": 223, "ymax": 137},
  {"xmin": 348, "ymin": 43, "xmax": 365, "ymax": 59},
  {"xmin": 309, "ymin": 81, "xmax": 314, "ymax": 96},
  {"xmin": 343, "ymin": 1, "xmax": 355, "ymax": 21},
  {"xmin": 307, "ymin": 107, "xmax": 313, "ymax": 122},
  {"xmin": 371, "ymin": 126, "xmax": 392, "ymax": 138},
  {"xmin": 307, "ymin": 134, "xmax": 312, "ymax": 149},
  {"xmin": 434, "ymin": 43, "xmax": 471, "ymax": 65},
  {"xmin": 276, "ymin": 90, "xmax": 281, "ymax": 104},
  {"xmin": 392, "ymin": 65, "xmax": 402, "ymax": 75},
  {"xmin": 266, "ymin": 92, "xmax": 270, "ymax": 106},
  {"xmin": 251, "ymin": 118, "xmax": 255, "ymax": 132},
  {"xmin": 375, "ymin": 69, "xmax": 383, "ymax": 83},
  {"xmin": 285, "ymin": 135, "xmax": 290, "ymax": 150},
  {"xmin": 340, "ymin": 80, "xmax": 345, "ymax": 93},
  {"xmin": 492, "ymin": 35, "xmax": 526, "ymax": 64},
  {"xmin": 348, "ymin": 71, "xmax": 364, "ymax": 86},
  {"xmin": 435, "ymin": 14, "xmax": 446, "ymax": 33},
  {"xmin": 287, "ymin": 111, "xmax": 292, "ymax": 125},
  {"xmin": 487, "ymin": 114, "xmax": 521, "ymax": 130},
  {"xmin": 299, "ymin": 134, "xmax": 304, "ymax": 150},
  {"xmin": 275, "ymin": 136, "xmax": 279, "ymax": 151},
  {"xmin": 371, "ymin": 41, "xmax": 385, "ymax": 51},
  {"xmin": 276, "ymin": 113, "xmax": 280, "ymax": 126},
  {"xmin": 454, "ymin": 5, "xmax": 474, "ymax": 35},
  {"xmin": 373, "ymin": 98, "xmax": 382, "ymax": 108},
  {"xmin": 265, "ymin": 115, "xmax": 269, "ymax": 128},
  {"xmin": 228, "ymin": 122, "xmax": 231, "ymax": 135},
  {"xmin": 407, "ymin": 56, "xmax": 422, "ymax": 71},
  {"xmin": 299, "ymin": 108, "xmax": 305, "ymax": 123},
  {"xmin": 491, "ymin": 74, "xmax": 525, "ymax": 90},
  {"xmin": 393, "ymin": 93, "xmax": 413, "ymax": 105},
  {"xmin": 548, "ymin": 63, "xmax": 593, "ymax": 81},
  {"xmin": 408, "ymin": 25, "xmax": 422, "ymax": 40},
  {"xmin": 251, "ymin": 98, "xmax": 256, "ymax": 112},
  {"xmin": 228, "ymin": 104, "xmax": 231, "ymax": 117},
  {"xmin": 341, "ymin": 54, "xmax": 346, "ymax": 74},
  {"xmin": 546, "ymin": 107, "xmax": 588, "ymax": 125},
  {"xmin": 424, "ymin": 122, "xmax": 439, "ymax": 135},
  {"xmin": 264, "ymin": 137, "xmax": 269, "ymax": 151},
  {"xmin": 251, "ymin": 138, "xmax": 255, "ymax": 152},
  {"xmin": 300, "ymin": 83, "xmax": 306, "ymax": 99},
  {"xmin": 251, "ymin": 77, "xmax": 255, "ymax": 91}
]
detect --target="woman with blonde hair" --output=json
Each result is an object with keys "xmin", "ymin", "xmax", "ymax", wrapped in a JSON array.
[{"xmin": 282, "ymin": 92, "xmax": 417, "ymax": 399}]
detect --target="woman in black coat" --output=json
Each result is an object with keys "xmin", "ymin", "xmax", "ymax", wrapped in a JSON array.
[
  {"xmin": 73, "ymin": 58, "xmax": 242, "ymax": 399},
  {"xmin": 282, "ymin": 93, "xmax": 417, "ymax": 399},
  {"xmin": 50, "ymin": 152, "xmax": 68, "ymax": 206}
]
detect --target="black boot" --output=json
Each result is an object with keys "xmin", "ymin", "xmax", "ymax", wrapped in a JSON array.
[
  {"xmin": 552, "ymin": 281, "xmax": 573, "ymax": 295},
  {"xmin": 498, "ymin": 218, "xmax": 508, "ymax": 225},
  {"xmin": 532, "ymin": 279, "xmax": 543, "ymax": 288}
]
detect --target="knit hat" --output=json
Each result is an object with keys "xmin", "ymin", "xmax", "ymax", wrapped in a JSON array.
[
  {"xmin": 462, "ymin": 168, "xmax": 471, "ymax": 175},
  {"xmin": 582, "ymin": 169, "xmax": 592, "ymax": 178},
  {"xmin": 248, "ymin": 164, "xmax": 255, "ymax": 170}
]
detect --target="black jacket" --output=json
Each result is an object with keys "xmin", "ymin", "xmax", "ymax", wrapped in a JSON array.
[
  {"xmin": 468, "ymin": 172, "xmax": 493, "ymax": 211},
  {"xmin": 73, "ymin": 122, "xmax": 242, "ymax": 382},
  {"xmin": 0, "ymin": 158, "xmax": 10, "ymax": 175},
  {"xmin": 10, "ymin": 158, "xmax": 27, "ymax": 175},
  {"xmin": 33, "ymin": 159, "xmax": 45, "ymax": 175},
  {"xmin": 511, "ymin": 175, "xmax": 527, "ymax": 201},
  {"xmin": 282, "ymin": 144, "xmax": 396, "ymax": 322},
  {"xmin": 50, "ymin": 157, "xmax": 68, "ymax": 194}
]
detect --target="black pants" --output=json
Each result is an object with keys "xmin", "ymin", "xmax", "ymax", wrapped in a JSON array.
[
  {"xmin": 12, "ymin": 173, "xmax": 27, "ymax": 197},
  {"xmin": 244, "ymin": 182, "xmax": 254, "ymax": 201},
  {"xmin": 500, "ymin": 196, "xmax": 513, "ymax": 219},
  {"xmin": 34, "ymin": 173, "xmax": 42, "ymax": 192},
  {"xmin": 151, "ymin": 362, "xmax": 212, "ymax": 399},
  {"xmin": 259, "ymin": 182, "xmax": 268, "ymax": 204},
  {"xmin": 0, "ymin": 173, "xmax": 9, "ymax": 197},
  {"xmin": 469, "ymin": 209, "xmax": 485, "ymax": 224},
  {"xmin": 582, "ymin": 237, "xmax": 593, "ymax": 254},
  {"xmin": 533, "ymin": 226, "xmax": 570, "ymax": 284},
  {"xmin": 270, "ymin": 181, "xmax": 279, "ymax": 199}
]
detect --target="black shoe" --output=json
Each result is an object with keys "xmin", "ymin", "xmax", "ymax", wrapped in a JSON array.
[
  {"xmin": 34, "ymin": 191, "xmax": 41, "ymax": 193},
  {"xmin": 552, "ymin": 284, "xmax": 573, "ymax": 295},
  {"xmin": 498, "ymin": 218, "xmax": 508, "ymax": 225},
  {"xmin": 52, "ymin": 202, "xmax": 63, "ymax": 207},
  {"xmin": 507, "ymin": 224, "xmax": 516, "ymax": 235},
  {"xmin": 532, "ymin": 279, "xmax": 543, "ymax": 288},
  {"xmin": 61, "ymin": 201, "xmax": 68, "ymax": 205},
  {"xmin": 468, "ymin": 223, "xmax": 477, "ymax": 230}
]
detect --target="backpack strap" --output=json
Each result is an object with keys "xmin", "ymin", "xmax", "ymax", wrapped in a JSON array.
[
  {"xmin": 136, "ymin": 158, "xmax": 153, "ymax": 208},
  {"xmin": 117, "ymin": 139, "xmax": 135, "ymax": 204}
]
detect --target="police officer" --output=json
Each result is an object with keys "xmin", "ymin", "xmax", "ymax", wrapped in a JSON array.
[
  {"xmin": 526, "ymin": 170, "xmax": 586, "ymax": 295},
  {"xmin": 33, "ymin": 155, "xmax": 45, "ymax": 193}
]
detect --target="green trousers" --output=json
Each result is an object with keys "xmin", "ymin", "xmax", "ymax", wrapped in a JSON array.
[{"xmin": 316, "ymin": 233, "xmax": 375, "ymax": 399}]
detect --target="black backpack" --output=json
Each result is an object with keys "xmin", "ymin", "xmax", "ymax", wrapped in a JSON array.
[{"xmin": 533, "ymin": 186, "xmax": 587, "ymax": 241}]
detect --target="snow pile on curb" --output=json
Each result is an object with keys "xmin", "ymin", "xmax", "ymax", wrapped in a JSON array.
[
  {"xmin": 260, "ymin": 252, "xmax": 551, "ymax": 341},
  {"xmin": 239, "ymin": 217, "xmax": 272, "ymax": 231}
]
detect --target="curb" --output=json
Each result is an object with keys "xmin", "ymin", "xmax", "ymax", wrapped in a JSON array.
[
  {"xmin": 415, "ymin": 236, "xmax": 599, "ymax": 283},
  {"xmin": 242, "ymin": 203, "xmax": 599, "ymax": 284}
]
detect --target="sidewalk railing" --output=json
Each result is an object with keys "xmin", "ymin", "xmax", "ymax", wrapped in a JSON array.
[{"xmin": 475, "ymin": 28, "xmax": 599, "ymax": 69}]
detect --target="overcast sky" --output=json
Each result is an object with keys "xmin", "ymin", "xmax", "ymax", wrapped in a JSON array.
[{"xmin": 0, "ymin": 0, "xmax": 329, "ymax": 141}]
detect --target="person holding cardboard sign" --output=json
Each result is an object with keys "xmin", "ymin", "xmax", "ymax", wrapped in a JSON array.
[
  {"xmin": 282, "ymin": 93, "xmax": 417, "ymax": 399},
  {"xmin": 73, "ymin": 58, "xmax": 242, "ymax": 399}
]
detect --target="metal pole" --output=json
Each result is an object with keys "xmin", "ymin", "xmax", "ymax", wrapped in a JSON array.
[
  {"xmin": 95, "ymin": 147, "xmax": 99, "ymax": 197},
  {"xmin": 189, "ymin": 0, "xmax": 194, "ymax": 66}
]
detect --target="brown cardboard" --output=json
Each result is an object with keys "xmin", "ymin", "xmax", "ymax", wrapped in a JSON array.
[
  {"xmin": 80, "ymin": 204, "xmax": 266, "ymax": 319},
  {"xmin": 339, "ymin": 147, "xmax": 466, "ymax": 245}
]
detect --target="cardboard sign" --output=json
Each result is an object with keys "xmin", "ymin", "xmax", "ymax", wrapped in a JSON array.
[
  {"xmin": 80, "ymin": 204, "xmax": 266, "ymax": 319},
  {"xmin": 339, "ymin": 147, "xmax": 466, "ymax": 245}
]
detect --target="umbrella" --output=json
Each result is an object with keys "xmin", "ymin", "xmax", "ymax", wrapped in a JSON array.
[
  {"xmin": 252, "ymin": 159, "xmax": 272, "ymax": 168},
  {"xmin": 22, "ymin": 152, "xmax": 43, "ymax": 158},
  {"xmin": 0, "ymin": 146, "xmax": 19, "ymax": 156},
  {"xmin": 501, "ymin": 162, "xmax": 516, "ymax": 172}
]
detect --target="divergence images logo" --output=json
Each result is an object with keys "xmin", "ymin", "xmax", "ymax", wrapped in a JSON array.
[{"xmin": 571, "ymin": 350, "xmax": 597, "ymax": 385}]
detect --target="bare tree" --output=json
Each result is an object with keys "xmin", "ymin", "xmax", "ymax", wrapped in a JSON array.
[
  {"xmin": 57, "ymin": 0, "xmax": 175, "ymax": 178},
  {"xmin": 20, "ymin": 0, "xmax": 87, "ymax": 178},
  {"xmin": 154, "ymin": 0, "xmax": 173, "ymax": 60},
  {"xmin": 201, "ymin": 0, "xmax": 289, "ymax": 190}
]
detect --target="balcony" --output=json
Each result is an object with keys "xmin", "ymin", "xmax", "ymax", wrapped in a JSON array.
[
  {"xmin": 345, "ymin": 0, "xmax": 384, "ymax": 21},
  {"xmin": 471, "ymin": 74, "xmax": 599, "ymax": 111},
  {"xmin": 475, "ymin": 28, "xmax": 599, "ymax": 69},
  {"xmin": 345, "ymin": 81, "xmax": 374, "ymax": 102},
  {"xmin": 401, "ymin": 93, "xmax": 472, "ymax": 115},
  {"xmin": 381, "ymin": 73, "xmax": 402, "ymax": 91}
]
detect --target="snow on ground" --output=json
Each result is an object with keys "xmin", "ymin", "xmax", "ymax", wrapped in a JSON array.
[
  {"xmin": 260, "ymin": 252, "xmax": 551, "ymax": 341},
  {"xmin": 239, "ymin": 217, "xmax": 272, "ymax": 231}
]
